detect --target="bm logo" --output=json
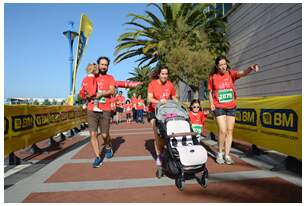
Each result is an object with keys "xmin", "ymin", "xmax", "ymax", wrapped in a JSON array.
[
  {"xmin": 260, "ymin": 109, "xmax": 298, "ymax": 132},
  {"xmin": 235, "ymin": 108, "xmax": 257, "ymax": 126},
  {"xmin": 12, "ymin": 115, "xmax": 34, "ymax": 132}
]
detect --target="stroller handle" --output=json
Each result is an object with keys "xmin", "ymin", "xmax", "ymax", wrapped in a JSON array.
[{"xmin": 169, "ymin": 131, "xmax": 198, "ymax": 138}]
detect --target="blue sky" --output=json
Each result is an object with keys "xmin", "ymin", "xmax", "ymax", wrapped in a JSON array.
[{"xmin": 4, "ymin": 3, "xmax": 160, "ymax": 99}]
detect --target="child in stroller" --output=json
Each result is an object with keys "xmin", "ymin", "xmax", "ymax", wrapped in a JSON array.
[{"xmin": 155, "ymin": 100, "xmax": 208, "ymax": 191}]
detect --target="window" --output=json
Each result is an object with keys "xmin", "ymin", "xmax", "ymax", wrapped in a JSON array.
[{"xmin": 215, "ymin": 3, "xmax": 233, "ymax": 17}]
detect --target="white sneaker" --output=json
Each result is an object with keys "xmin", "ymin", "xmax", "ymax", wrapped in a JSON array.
[
  {"xmin": 93, "ymin": 106, "xmax": 103, "ymax": 112},
  {"xmin": 216, "ymin": 152, "xmax": 225, "ymax": 164},
  {"xmin": 224, "ymin": 155, "xmax": 235, "ymax": 165}
]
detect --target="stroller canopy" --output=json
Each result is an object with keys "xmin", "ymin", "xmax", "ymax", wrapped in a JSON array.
[{"xmin": 155, "ymin": 100, "xmax": 189, "ymax": 122}]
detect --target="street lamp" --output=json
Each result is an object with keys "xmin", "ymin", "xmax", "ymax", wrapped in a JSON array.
[{"xmin": 63, "ymin": 21, "xmax": 78, "ymax": 96}]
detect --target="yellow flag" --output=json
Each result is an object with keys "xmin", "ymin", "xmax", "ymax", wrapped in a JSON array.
[{"xmin": 69, "ymin": 14, "xmax": 93, "ymax": 105}]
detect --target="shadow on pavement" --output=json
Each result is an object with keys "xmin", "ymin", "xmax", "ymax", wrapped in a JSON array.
[
  {"xmin": 145, "ymin": 139, "xmax": 157, "ymax": 160},
  {"xmin": 111, "ymin": 136, "xmax": 125, "ymax": 154}
]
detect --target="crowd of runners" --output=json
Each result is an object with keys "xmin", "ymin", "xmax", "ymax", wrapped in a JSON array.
[{"xmin": 79, "ymin": 55, "xmax": 259, "ymax": 171}]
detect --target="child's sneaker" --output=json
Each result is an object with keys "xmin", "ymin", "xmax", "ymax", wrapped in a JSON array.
[
  {"xmin": 216, "ymin": 152, "xmax": 225, "ymax": 164},
  {"xmin": 105, "ymin": 146, "xmax": 113, "ymax": 159},
  {"xmin": 93, "ymin": 106, "xmax": 103, "ymax": 112},
  {"xmin": 224, "ymin": 155, "xmax": 235, "ymax": 165},
  {"xmin": 92, "ymin": 157, "xmax": 103, "ymax": 168}
]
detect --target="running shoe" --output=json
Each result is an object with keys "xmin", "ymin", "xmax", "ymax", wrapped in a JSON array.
[
  {"xmin": 216, "ymin": 152, "xmax": 225, "ymax": 164},
  {"xmin": 93, "ymin": 106, "xmax": 103, "ymax": 112},
  {"xmin": 92, "ymin": 157, "xmax": 103, "ymax": 168},
  {"xmin": 224, "ymin": 155, "xmax": 235, "ymax": 165},
  {"xmin": 105, "ymin": 146, "xmax": 113, "ymax": 159}
]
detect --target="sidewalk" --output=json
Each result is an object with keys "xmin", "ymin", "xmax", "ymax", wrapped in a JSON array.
[{"xmin": 4, "ymin": 122, "xmax": 302, "ymax": 203}]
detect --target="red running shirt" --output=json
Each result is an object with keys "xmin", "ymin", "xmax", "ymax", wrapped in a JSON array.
[
  {"xmin": 131, "ymin": 97, "xmax": 137, "ymax": 108},
  {"xmin": 116, "ymin": 95, "xmax": 125, "ymax": 108},
  {"xmin": 189, "ymin": 111, "xmax": 207, "ymax": 134},
  {"xmin": 96, "ymin": 74, "xmax": 116, "ymax": 111},
  {"xmin": 147, "ymin": 80, "xmax": 176, "ymax": 112},
  {"xmin": 124, "ymin": 103, "xmax": 133, "ymax": 114},
  {"xmin": 110, "ymin": 97, "xmax": 116, "ymax": 111},
  {"xmin": 79, "ymin": 74, "xmax": 97, "ymax": 111},
  {"xmin": 208, "ymin": 70, "xmax": 240, "ymax": 109},
  {"xmin": 135, "ymin": 99, "xmax": 145, "ymax": 110}
]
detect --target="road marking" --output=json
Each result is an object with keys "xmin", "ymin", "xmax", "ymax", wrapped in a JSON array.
[
  {"xmin": 111, "ymin": 127, "xmax": 152, "ymax": 132},
  {"xmin": 4, "ymin": 164, "xmax": 33, "ymax": 178},
  {"xmin": 111, "ymin": 131, "xmax": 153, "ymax": 136},
  {"xmin": 205, "ymin": 138, "xmax": 301, "ymax": 187},
  {"xmin": 76, "ymin": 130, "xmax": 153, "ymax": 137},
  {"xmin": 69, "ymin": 156, "xmax": 154, "ymax": 164},
  {"xmin": 31, "ymin": 170, "xmax": 277, "ymax": 193},
  {"xmin": 5, "ymin": 138, "xmax": 90, "ymax": 203}
]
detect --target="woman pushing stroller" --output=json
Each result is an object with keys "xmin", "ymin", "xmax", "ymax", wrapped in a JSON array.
[{"xmin": 147, "ymin": 65, "xmax": 178, "ymax": 178}]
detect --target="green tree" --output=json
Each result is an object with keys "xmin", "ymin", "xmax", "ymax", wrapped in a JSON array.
[
  {"xmin": 75, "ymin": 94, "xmax": 84, "ymax": 105},
  {"xmin": 33, "ymin": 99, "xmax": 40, "ymax": 105},
  {"xmin": 115, "ymin": 3, "xmax": 229, "ymax": 97},
  {"xmin": 42, "ymin": 99, "xmax": 51, "ymax": 105},
  {"xmin": 51, "ymin": 99, "xmax": 57, "ymax": 105},
  {"xmin": 127, "ymin": 66, "xmax": 152, "ymax": 101}
]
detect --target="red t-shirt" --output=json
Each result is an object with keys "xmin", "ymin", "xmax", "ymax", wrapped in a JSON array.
[
  {"xmin": 208, "ymin": 70, "xmax": 240, "ymax": 109},
  {"xmin": 110, "ymin": 97, "xmax": 116, "ymax": 111},
  {"xmin": 116, "ymin": 95, "xmax": 125, "ymax": 108},
  {"xmin": 135, "ymin": 99, "xmax": 145, "ymax": 110},
  {"xmin": 189, "ymin": 111, "xmax": 207, "ymax": 134},
  {"xmin": 131, "ymin": 97, "xmax": 138, "ymax": 108},
  {"xmin": 79, "ymin": 74, "xmax": 97, "ymax": 111},
  {"xmin": 147, "ymin": 79, "xmax": 176, "ymax": 112},
  {"xmin": 95, "ymin": 74, "xmax": 116, "ymax": 111},
  {"xmin": 124, "ymin": 103, "xmax": 133, "ymax": 113}
]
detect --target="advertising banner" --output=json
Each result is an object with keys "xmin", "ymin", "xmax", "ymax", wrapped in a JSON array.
[
  {"xmin": 201, "ymin": 95, "xmax": 301, "ymax": 160},
  {"xmin": 4, "ymin": 105, "xmax": 87, "ymax": 155}
]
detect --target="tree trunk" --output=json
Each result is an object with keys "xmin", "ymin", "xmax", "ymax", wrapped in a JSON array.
[
  {"xmin": 193, "ymin": 89, "xmax": 199, "ymax": 99},
  {"xmin": 174, "ymin": 81, "xmax": 180, "ymax": 101}
]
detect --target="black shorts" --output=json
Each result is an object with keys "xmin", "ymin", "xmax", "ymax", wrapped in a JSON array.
[
  {"xmin": 111, "ymin": 110, "xmax": 116, "ymax": 117},
  {"xmin": 116, "ymin": 107, "xmax": 124, "ymax": 113},
  {"xmin": 147, "ymin": 111, "xmax": 156, "ymax": 122},
  {"xmin": 213, "ymin": 108, "xmax": 236, "ymax": 117},
  {"xmin": 126, "ymin": 113, "xmax": 131, "ymax": 119}
]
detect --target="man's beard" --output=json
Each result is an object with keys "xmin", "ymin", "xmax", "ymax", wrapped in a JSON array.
[{"xmin": 100, "ymin": 69, "xmax": 107, "ymax": 75}]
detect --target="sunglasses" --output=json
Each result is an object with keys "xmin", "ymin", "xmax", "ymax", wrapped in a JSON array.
[{"xmin": 192, "ymin": 106, "xmax": 200, "ymax": 109}]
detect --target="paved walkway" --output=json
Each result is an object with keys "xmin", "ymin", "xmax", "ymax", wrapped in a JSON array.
[{"xmin": 4, "ymin": 122, "xmax": 302, "ymax": 203}]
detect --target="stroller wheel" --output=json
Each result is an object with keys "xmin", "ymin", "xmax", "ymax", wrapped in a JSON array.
[
  {"xmin": 200, "ymin": 175, "xmax": 208, "ymax": 188},
  {"xmin": 175, "ymin": 178, "xmax": 185, "ymax": 191},
  {"xmin": 199, "ymin": 169, "xmax": 208, "ymax": 188}
]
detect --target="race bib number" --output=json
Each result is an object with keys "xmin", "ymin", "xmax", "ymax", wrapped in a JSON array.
[
  {"xmin": 218, "ymin": 89, "xmax": 234, "ymax": 103},
  {"xmin": 99, "ymin": 97, "xmax": 106, "ymax": 103},
  {"xmin": 192, "ymin": 124, "xmax": 203, "ymax": 135},
  {"xmin": 98, "ymin": 90, "xmax": 106, "ymax": 104}
]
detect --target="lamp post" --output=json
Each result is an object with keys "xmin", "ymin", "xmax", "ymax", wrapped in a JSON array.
[{"xmin": 63, "ymin": 21, "xmax": 78, "ymax": 96}]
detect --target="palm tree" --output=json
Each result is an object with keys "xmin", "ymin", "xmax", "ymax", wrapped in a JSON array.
[
  {"xmin": 115, "ymin": 3, "xmax": 228, "ymax": 66},
  {"xmin": 115, "ymin": 3, "xmax": 229, "ymax": 98},
  {"xmin": 127, "ymin": 66, "xmax": 153, "ymax": 101}
]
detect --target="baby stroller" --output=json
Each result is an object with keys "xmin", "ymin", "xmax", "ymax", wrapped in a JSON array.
[{"xmin": 155, "ymin": 100, "xmax": 208, "ymax": 191}]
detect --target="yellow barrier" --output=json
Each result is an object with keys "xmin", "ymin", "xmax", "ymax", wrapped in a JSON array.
[
  {"xmin": 4, "ymin": 105, "xmax": 87, "ymax": 156},
  {"xmin": 198, "ymin": 95, "xmax": 301, "ymax": 160}
]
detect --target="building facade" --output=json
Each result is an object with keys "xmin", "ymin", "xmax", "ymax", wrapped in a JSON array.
[{"xmin": 180, "ymin": 3, "xmax": 302, "ymax": 101}]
